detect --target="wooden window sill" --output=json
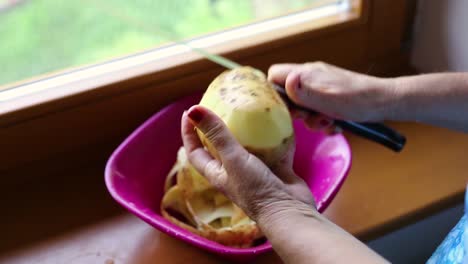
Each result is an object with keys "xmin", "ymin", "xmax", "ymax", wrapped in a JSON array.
[{"xmin": 1, "ymin": 122, "xmax": 467, "ymax": 264}]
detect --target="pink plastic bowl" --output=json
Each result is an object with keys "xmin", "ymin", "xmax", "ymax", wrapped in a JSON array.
[{"xmin": 105, "ymin": 93, "xmax": 351, "ymax": 261}]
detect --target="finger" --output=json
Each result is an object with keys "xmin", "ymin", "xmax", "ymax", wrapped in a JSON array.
[
  {"xmin": 181, "ymin": 111, "xmax": 227, "ymax": 188},
  {"xmin": 186, "ymin": 105, "xmax": 248, "ymax": 165},
  {"xmin": 285, "ymin": 69, "xmax": 337, "ymax": 118},
  {"xmin": 285, "ymin": 71, "xmax": 335, "ymax": 133},
  {"xmin": 181, "ymin": 111, "xmax": 203, "ymax": 153},
  {"xmin": 270, "ymin": 138, "xmax": 297, "ymax": 183},
  {"xmin": 284, "ymin": 69, "xmax": 303, "ymax": 104},
  {"xmin": 267, "ymin": 63, "xmax": 300, "ymax": 85}
]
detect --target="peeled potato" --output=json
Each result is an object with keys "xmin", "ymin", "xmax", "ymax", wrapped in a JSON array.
[
  {"xmin": 198, "ymin": 66, "xmax": 294, "ymax": 166},
  {"xmin": 161, "ymin": 67, "xmax": 294, "ymax": 248}
]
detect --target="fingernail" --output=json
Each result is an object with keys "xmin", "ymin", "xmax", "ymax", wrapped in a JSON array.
[{"xmin": 188, "ymin": 107, "xmax": 204, "ymax": 123}]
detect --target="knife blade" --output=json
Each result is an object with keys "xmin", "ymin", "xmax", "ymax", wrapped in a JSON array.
[
  {"xmin": 186, "ymin": 48, "xmax": 406, "ymax": 152},
  {"xmin": 91, "ymin": 1, "xmax": 406, "ymax": 152}
]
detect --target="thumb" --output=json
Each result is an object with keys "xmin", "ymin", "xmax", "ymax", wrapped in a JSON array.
[
  {"xmin": 284, "ymin": 68, "xmax": 329, "ymax": 114},
  {"xmin": 267, "ymin": 63, "xmax": 300, "ymax": 85},
  {"xmin": 186, "ymin": 105, "xmax": 248, "ymax": 165}
]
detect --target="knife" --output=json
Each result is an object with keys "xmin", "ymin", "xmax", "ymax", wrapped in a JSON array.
[
  {"xmin": 190, "ymin": 49, "xmax": 406, "ymax": 152},
  {"xmin": 271, "ymin": 85, "xmax": 407, "ymax": 152},
  {"xmin": 91, "ymin": 2, "xmax": 406, "ymax": 152}
]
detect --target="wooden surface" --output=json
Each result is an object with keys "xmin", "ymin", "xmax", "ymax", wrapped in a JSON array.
[
  {"xmin": 325, "ymin": 122, "xmax": 468, "ymax": 240},
  {"xmin": 1, "ymin": 122, "xmax": 467, "ymax": 264}
]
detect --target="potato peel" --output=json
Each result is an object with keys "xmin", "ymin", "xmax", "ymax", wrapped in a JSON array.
[{"xmin": 161, "ymin": 147, "xmax": 263, "ymax": 248}]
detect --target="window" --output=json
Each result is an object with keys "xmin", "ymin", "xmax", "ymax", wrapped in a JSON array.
[
  {"xmin": 0, "ymin": 0, "xmax": 347, "ymax": 91},
  {"xmin": 1, "ymin": 0, "xmax": 364, "ymax": 179}
]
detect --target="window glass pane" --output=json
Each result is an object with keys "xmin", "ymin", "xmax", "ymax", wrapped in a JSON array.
[{"xmin": 0, "ymin": 0, "xmax": 343, "ymax": 87}]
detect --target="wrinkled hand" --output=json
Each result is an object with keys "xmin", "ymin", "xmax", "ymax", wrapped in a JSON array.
[
  {"xmin": 182, "ymin": 105, "xmax": 389, "ymax": 264},
  {"xmin": 268, "ymin": 62, "xmax": 397, "ymax": 131},
  {"xmin": 181, "ymin": 106, "xmax": 315, "ymax": 221}
]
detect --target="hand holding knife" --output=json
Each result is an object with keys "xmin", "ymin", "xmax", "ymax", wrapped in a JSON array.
[
  {"xmin": 193, "ymin": 50, "xmax": 406, "ymax": 152},
  {"xmin": 91, "ymin": 2, "xmax": 406, "ymax": 152},
  {"xmin": 271, "ymin": 83, "xmax": 406, "ymax": 152}
]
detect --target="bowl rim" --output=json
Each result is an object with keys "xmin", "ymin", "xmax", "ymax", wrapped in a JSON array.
[{"xmin": 104, "ymin": 92, "xmax": 352, "ymax": 256}]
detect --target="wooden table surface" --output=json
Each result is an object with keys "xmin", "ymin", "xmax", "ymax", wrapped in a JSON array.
[{"xmin": 2, "ymin": 122, "xmax": 467, "ymax": 264}]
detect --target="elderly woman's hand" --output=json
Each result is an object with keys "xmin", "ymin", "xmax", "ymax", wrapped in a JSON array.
[
  {"xmin": 180, "ymin": 62, "xmax": 468, "ymax": 264},
  {"xmin": 181, "ymin": 105, "xmax": 315, "ymax": 223},
  {"xmin": 268, "ymin": 62, "xmax": 468, "ymax": 133},
  {"xmin": 268, "ymin": 62, "xmax": 398, "ymax": 132},
  {"xmin": 181, "ymin": 105, "xmax": 388, "ymax": 264}
]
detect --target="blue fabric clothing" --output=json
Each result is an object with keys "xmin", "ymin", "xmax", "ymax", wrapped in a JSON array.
[{"xmin": 426, "ymin": 188, "xmax": 467, "ymax": 264}]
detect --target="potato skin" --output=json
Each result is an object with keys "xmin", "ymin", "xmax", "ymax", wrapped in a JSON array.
[{"xmin": 198, "ymin": 66, "xmax": 294, "ymax": 167}]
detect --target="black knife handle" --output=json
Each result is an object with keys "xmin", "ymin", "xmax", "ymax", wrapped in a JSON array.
[
  {"xmin": 272, "ymin": 84, "xmax": 406, "ymax": 152},
  {"xmin": 334, "ymin": 120, "xmax": 406, "ymax": 152}
]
